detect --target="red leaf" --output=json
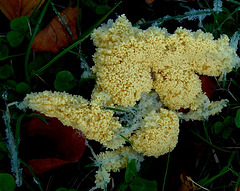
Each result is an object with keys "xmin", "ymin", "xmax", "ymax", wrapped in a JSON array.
[
  {"xmin": 27, "ymin": 158, "xmax": 69, "ymax": 175},
  {"xmin": 178, "ymin": 75, "xmax": 217, "ymax": 113},
  {"xmin": 32, "ymin": 7, "xmax": 79, "ymax": 53},
  {"xmin": 199, "ymin": 75, "xmax": 217, "ymax": 99},
  {"xmin": 23, "ymin": 112, "xmax": 86, "ymax": 175}
]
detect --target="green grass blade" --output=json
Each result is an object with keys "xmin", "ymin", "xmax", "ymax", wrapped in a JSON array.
[
  {"xmin": 18, "ymin": 158, "xmax": 44, "ymax": 191},
  {"xmin": 31, "ymin": 0, "xmax": 44, "ymax": 18},
  {"xmin": 32, "ymin": 35, "xmax": 89, "ymax": 76},
  {"xmin": 119, "ymin": 134, "xmax": 133, "ymax": 146},
  {"xmin": 214, "ymin": 6, "xmax": 240, "ymax": 33},
  {"xmin": 233, "ymin": 169, "xmax": 240, "ymax": 191},
  {"xmin": 227, "ymin": 151, "xmax": 236, "ymax": 167},
  {"xmin": 231, "ymin": 79, "xmax": 240, "ymax": 89},
  {"xmin": 203, "ymin": 0, "xmax": 220, "ymax": 30},
  {"xmin": 77, "ymin": 0, "xmax": 81, "ymax": 34},
  {"xmin": 0, "ymin": 52, "xmax": 26, "ymax": 61},
  {"xmin": 202, "ymin": 120, "xmax": 210, "ymax": 140},
  {"xmin": 229, "ymin": 168, "xmax": 239, "ymax": 177},
  {"xmin": 162, "ymin": 150, "xmax": 170, "ymax": 191},
  {"xmin": 102, "ymin": 106, "xmax": 127, "ymax": 112},
  {"xmin": 189, "ymin": 129, "xmax": 231, "ymax": 153},
  {"xmin": 15, "ymin": 114, "xmax": 25, "ymax": 152},
  {"xmin": 201, "ymin": 168, "xmax": 230, "ymax": 186},
  {"xmin": 50, "ymin": 2, "xmax": 75, "ymax": 41},
  {"xmin": 227, "ymin": 0, "xmax": 240, "ymax": 5},
  {"xmin": 233, "ymin": 69, "xmax": 240, "ymax": 76},
  {"xmin": 237, "ymin": 151, "xmax": 240, "ymax": 167},
  {"xmin": 25, "ymin": 0, "xmax": 52, "ymax": 83},
  {"xmin": 68, "ymin": 50, "xmax": 82, "ymax": 56}
]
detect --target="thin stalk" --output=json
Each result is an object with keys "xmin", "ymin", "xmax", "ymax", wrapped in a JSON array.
[
  {"xmin": 203, "ymin": 0, "xmax": 220, "ymax": 31},
  {"xmin": 214, "ymin": 6, "xmax": 240, "ymax": 33},
  {"xmin": 229, "ymin": 168, "xmax": 239, "ymax": 177},
  {"xmin": 227, "ymin": 151, "xmax": 236, "ymax": 167},
  {"xmin": 51, "ymin": 2, "xmax": 75, "ymax": 41},
  {"xmin": 25, "ymin": 0, "xmax": 52, "ymax": 83},
  {"xmin": 231, "ymin": 79, "xmax": 240, "ymax": 89},
  {"xmin": 0, "ymin": 52, "xmax": 26, "ymax": 61},
  {"xmin": 18, "ymin": 158, "xmax": 44, "ymax": 191},
  {"xmin": 119, "ymin": 134, "xmax": 133, "ymax": 146},
  {"xmin": 68, "ymin": 50, "xmax": 82, "ymax": 56},
  {"xmin": 227, "ymin": 0, "xmax": 240, "ymax": 5},
  {"xmin": 189, "ymin": 129, "xmax": 231, "ymax": 153},
  {"xmin": 201, "ymin": 168, "xmax": 230, "ymax": 186},
  {"xmin": 31, "ymin": 0, "xmax": 44, "ymax": 18},
  {"xmin": 102, "ymin": 106, "xmax": 127, "ymax": 112},
  {"xmin": 234, "ymin": 171, "xmax": 240, "ymax": 191},
  {"xmin": 77, "ymin": 0, "xmax": 81, "ymax": 34},
  {"xmin": 202, "ymin": 120, "xmax": 210, "ymax": 140},
  {"xmin": 33, "ymin": 34, "xmax": 89, "ymax": 75},
  {"xmin": 162, "ymin": 150, "xmax": 170, "ymax": 191},
  {"xmin": 137, "ymin": 9, "xmax": 214, "ymax": 27},
  {"xmin": 15, "ymin": 114, "xmax": 25, "ymax": 152}
]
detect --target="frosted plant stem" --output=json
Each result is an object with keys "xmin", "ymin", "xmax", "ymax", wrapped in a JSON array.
[
  {"xmin": 186, "ymin": 176, "xmax": 210, "ymax": 191},
  {"xmin": 85, "ymin": 140, "xmax": 108, "ymax": 191},
  {"xmin": 2, "ymin": 91, "xmax": 22, "ymax": 186}
]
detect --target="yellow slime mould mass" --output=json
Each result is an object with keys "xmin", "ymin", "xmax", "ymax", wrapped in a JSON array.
[
  {"xmin": 21, "ymin": 14, "xmax": 239, "ymax": 190},
  {"xmin": 130, "ymin": 109, "xmax": 179, "ymax": 157},
  {"xmin": 91, "ymin": 14, "xmax": 239, "ymax": 110},
  {"xmin": 21, "ymin": 91, "xmax": 122, "ymax": 146}
]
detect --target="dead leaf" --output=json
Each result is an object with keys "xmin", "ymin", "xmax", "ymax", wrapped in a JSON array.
[
  {"xmin": 27, "ymin": 158, "xmax": 69, "ymax": 175},
  {"xmin": 178, "ymin": 172, "xmax": 200, "ymax": 191},
  {"xmin": 0, "ymin": 0, "xmax": 45, "ymax": 20},
  {"xmin": 22, "ymin": 112, "xmax": 86, "ymax": 175},
  {"xmin": 32, "ymin": 6, "xmax": 79, "ymax": 53},
  {"xmin": 236, "ymin": 185, "xmax": 240, "ymax": 191},
  {"xmin": 145, "ymin": 0, "xmax": 155, "ymax": 4},
  {"xmin": 199, "ymin": 75, "xmax": 217, "ymax": 99}
]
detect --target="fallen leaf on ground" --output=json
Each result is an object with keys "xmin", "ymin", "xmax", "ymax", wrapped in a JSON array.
[
  {"xmin": 0, "ymin": 0, "xmax": 45, "ymax": 20},
  {"xmin": 178, "ymin": 75, "xmax": 216, "ymax": 113},
  {"xmin": 178, "ymin": 172, "xmax": 200, "ymax": 191},
  {"xmin": 145, "ymin": 0, "xmax": 155, "ymax": 4},
  {"xmin": 32, "ymin": 6, "xmax": 79, "ymax": 53},
  {"xmin": 27, "ymin": 158, "xmax": 69, "ymax": 175},
  {"xmin": 22, "ymin": 112, "xmax": 86, "ymax": 175},
  {"xmin": 235, "ymin": 185, "xmax": 240, "ymax": 191},
  {"xmin": 199, "ymin": 75, "xmax": 217, "ymax": 99}
]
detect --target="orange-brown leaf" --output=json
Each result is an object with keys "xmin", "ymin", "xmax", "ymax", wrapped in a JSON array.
[
  {"xmin": 178, "ymin": 172, "xmax": 200, "ymax": 191},
  {"xmin": 32, "ymin": 7, "xmax": 79, "ymax": 53},
  {"xmin": 0, "ymin": 0, "xmax": 45, "ymax": 20},
  {"xmin": 145, "ymin": 0, "xmax": 155, "ymax": 4},
  {"xmin": 236, "ymin": 185, "xmax": 240, "ymax": 191}
]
